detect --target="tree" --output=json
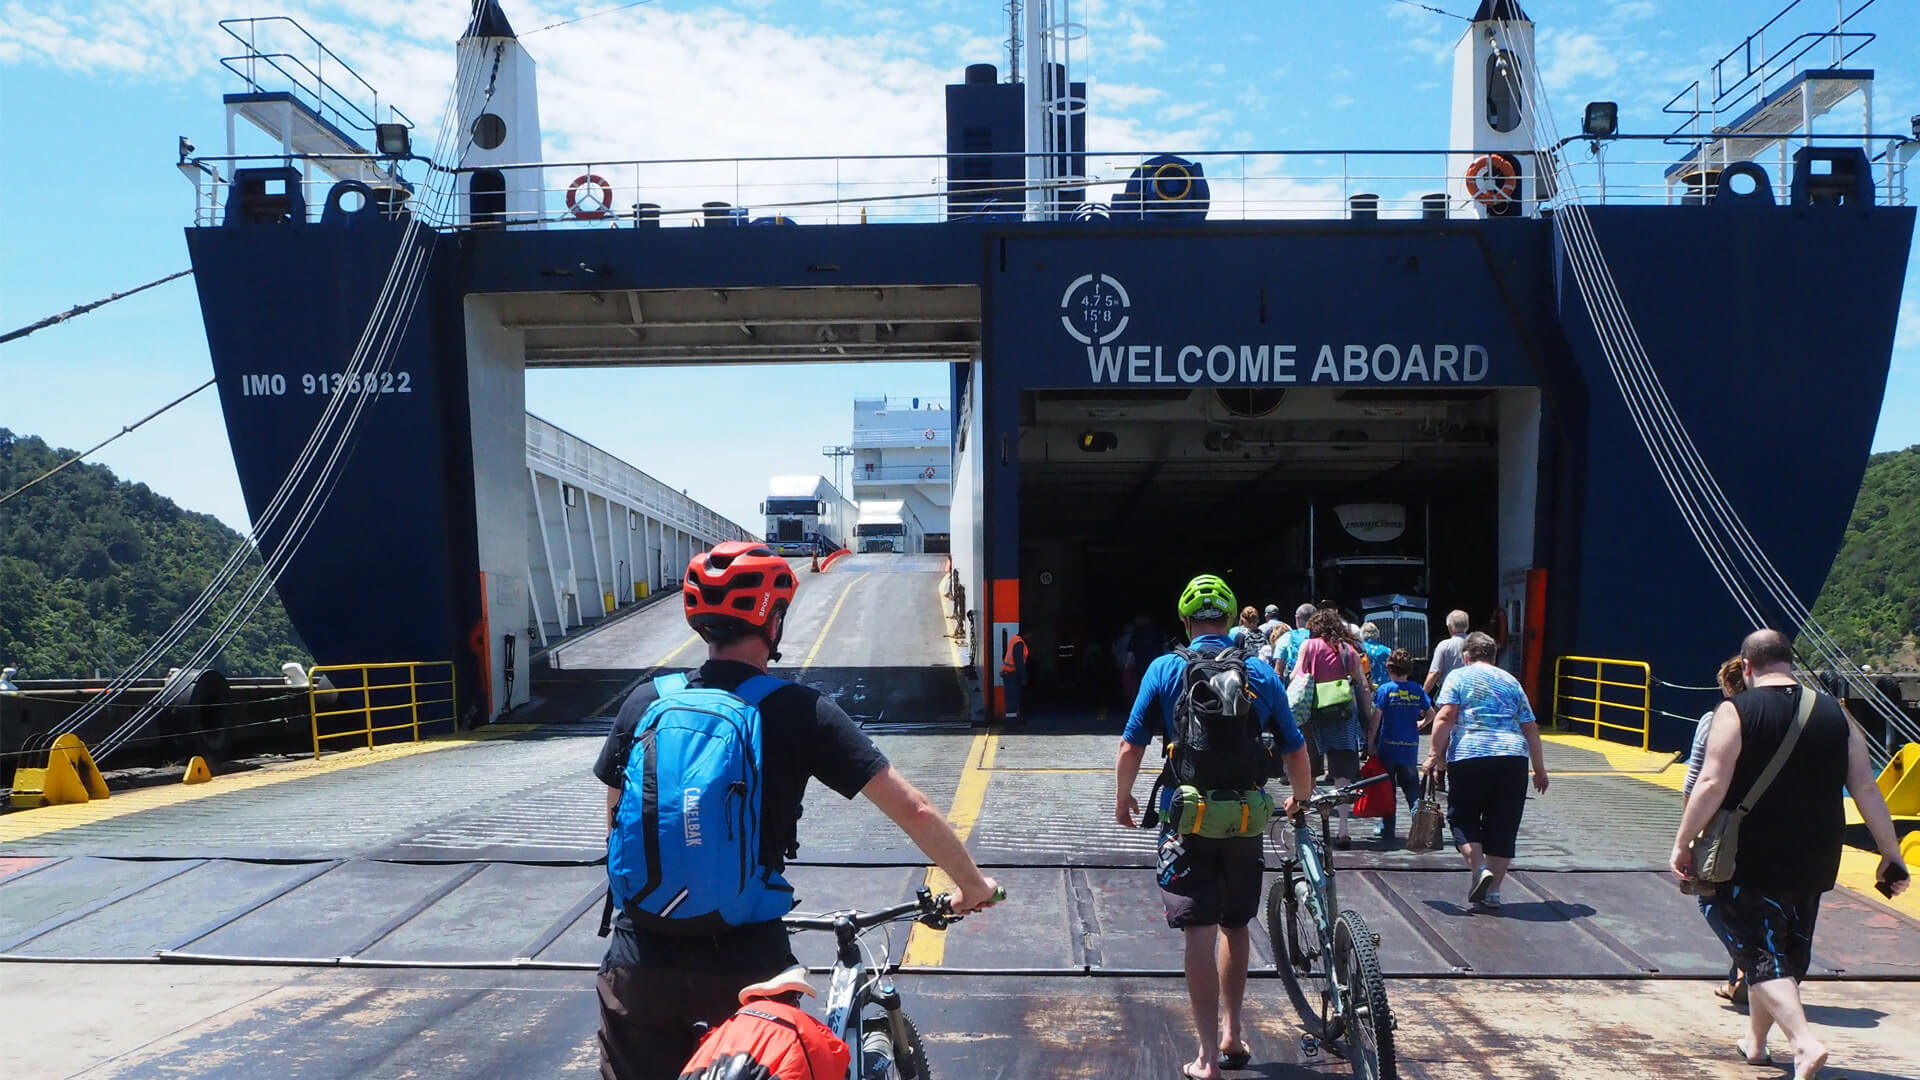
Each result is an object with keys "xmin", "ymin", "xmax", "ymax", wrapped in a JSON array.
[{"xmin": 0, "ymin": 429, "xmax": 307, "ymax": 679}]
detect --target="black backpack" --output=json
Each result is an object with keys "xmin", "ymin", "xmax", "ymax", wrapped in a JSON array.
[{"xmin": 1144, "ymin": 645, "xmax": 1270, "ymax": 827}]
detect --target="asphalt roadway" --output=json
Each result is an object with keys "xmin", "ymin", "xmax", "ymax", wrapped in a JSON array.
[{"xmin": 3, "ymin": 553, "xmax": 1919, "ymax": 1079}]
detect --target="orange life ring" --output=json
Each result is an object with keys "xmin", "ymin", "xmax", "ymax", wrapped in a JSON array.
[
  {"xmin": 567, "ymin": 174, "xmax": 613, "ymax": 219},
  {"xmin": 1466, "ymin": 154, "xmax": 1518, "ymax": 206}
]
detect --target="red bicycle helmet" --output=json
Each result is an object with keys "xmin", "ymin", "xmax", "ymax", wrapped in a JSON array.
[{"xmin": 684, "ymin": 541, "xmax": 798, "ymax": 638}]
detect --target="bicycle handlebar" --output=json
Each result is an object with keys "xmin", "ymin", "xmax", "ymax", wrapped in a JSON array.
[
  {"xmin": 1296, "ymin": 770, "xmax": 1393, "ymax": 815},
  {"xmin": 784, "ymin": 885, "xmax": 1007, "ymax": 934}
]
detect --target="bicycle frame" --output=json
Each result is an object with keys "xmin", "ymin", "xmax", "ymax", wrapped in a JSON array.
[
  {"xmin": 1285, "ymin": 811, "xmax": 1348, "ymax": 1023},
  {"xmin": 787, "ymin": 892, "xmax": 945, "ymax": 1080}
]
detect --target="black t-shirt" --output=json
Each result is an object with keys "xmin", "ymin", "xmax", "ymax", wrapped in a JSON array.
[
  {"xmin": 595, "ymin": 659, "xmax": 889, "ymax": 963},
  {"xmin": 1725, "ymin": 684, "xmax": 1850, "ymax": 894}
]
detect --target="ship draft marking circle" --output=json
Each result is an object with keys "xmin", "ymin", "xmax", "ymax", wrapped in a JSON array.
[{"xmin": 1060, "ymin": 273, "xmax": 1131, "ymax": 345}]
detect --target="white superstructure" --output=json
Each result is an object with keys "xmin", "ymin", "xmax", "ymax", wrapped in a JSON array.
[
  {"xmin": 1449, "ymin": 0, "xmax": 1540, "ymax": 219},
  {"xmin": 455, "ymin": 0, "xmax": 544, "ymax": 228},
  {"xmin": 850, "ymin": 396, "xmax": 952, "ymax": 553}
]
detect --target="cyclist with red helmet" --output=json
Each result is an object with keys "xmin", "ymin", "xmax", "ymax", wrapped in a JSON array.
[{"xmin": 592, "ymin": 541, "xmax": 1000, "ymax": 1080}]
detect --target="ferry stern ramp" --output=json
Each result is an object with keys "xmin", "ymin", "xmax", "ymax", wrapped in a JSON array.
[{"xmin": 5, "ymin": 566, "xmax": 1920, "ymax": 1077}]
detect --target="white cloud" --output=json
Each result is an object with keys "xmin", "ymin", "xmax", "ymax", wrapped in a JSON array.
[
  {"xmin": 1090, "ymin": 80, "xmax": 1165, "ymax": 110},
  {"xmin": 1542, "ymin": 29, "xmax": 1620, "ymax": 91},
  {"xmin": 1611, "ymin": 1, "xmax": 1658, "ymax": 19}
]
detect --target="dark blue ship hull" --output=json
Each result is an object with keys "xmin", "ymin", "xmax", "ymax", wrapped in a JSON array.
[{"xmin": 187, "ymin": 199, "xmax": 1912, "ymax": 742}]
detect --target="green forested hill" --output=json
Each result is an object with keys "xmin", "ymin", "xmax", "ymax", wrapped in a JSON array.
[
  {"xmin": 1808, "ymin": 444, "xmax": 1920, "ymax": 670},
  {"xmin": 0, "ymin": 429, "xmax": 306, "ymax": 679}
]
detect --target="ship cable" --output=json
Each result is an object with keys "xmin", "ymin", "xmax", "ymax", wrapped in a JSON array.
[
  {"xmin": 43, "ymin": 40, "xmax": 500, "ymax": 762},
  {"xmin": 1386, "ymin": 0, "xmax": 1469, "ymax": 22},
  {"xmin": 79, "ymin": 39, "xmax": 501, "ymax": 761},
  {"xmin": 522, "ymin": 0, "xmax": 656, "ymax": 36},
  {"xmin": 1485, "ymin": 18, "xmax": 1920, "ymax": 759},
  {"xmin": 0, "ymin": 269, "xmax": 193, "ymax": 346},
  {"xmin": 0, "ymin": 377, "xmax": 215, "ymax": 510},
  {"xmin": 1492, "ymin": 20, "xmax": 1919, "ymax": 754}
]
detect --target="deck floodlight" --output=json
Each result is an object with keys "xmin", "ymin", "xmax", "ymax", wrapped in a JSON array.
[
  {"xmin": 1911, "ymin": 113, "xmax": 1920, "ymax": 140},
  {"xmin": 1582, "ymin": 101, "xmax": 1619, "ymax": 138},
  {"xmin": 1078, "ymin": 431, "xmax": 1118, "ymax": 452},
  {"xmin": 376, "ymin": 122, "xmax": 412, "ymax": 157}
]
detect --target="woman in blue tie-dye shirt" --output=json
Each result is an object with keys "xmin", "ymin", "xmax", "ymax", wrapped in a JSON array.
[{"xmin": 1423, "ymin": 631, "xmax": 1549, "ymax": 912}]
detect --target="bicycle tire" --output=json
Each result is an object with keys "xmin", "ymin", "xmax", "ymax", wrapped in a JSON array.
[
  {"xmin": 1333, "ymin": 910, "xmax": 1397, "ymax": 1080},
  {"xmin": 863, "ymin": 1010, "xmax": 933, "ymax": 1080},
  {"xmin": 1267, "ymin": 872, "xmax": 1332, "ymax": 1040}
]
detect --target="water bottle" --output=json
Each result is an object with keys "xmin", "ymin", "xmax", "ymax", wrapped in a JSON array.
[{"xmin": 862, "ymin": 1029, "xmax": 895, "ymax": 1079}]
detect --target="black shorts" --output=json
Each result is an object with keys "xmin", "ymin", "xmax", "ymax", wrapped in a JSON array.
[
  {"xmin": 597, "ymin": 922, "xmax": 796, "ymax": 1080},
  {"xmin": 1156, "ymin": 831, "xmax": 1264, "ymax": 929},
  {"xmin": 1445, "ymin": 754, "xmax": 1529, "ymax": 860},
  {"xmin": 1700, "ymin": 885, "xmax": 1821, "ymax": 985}
]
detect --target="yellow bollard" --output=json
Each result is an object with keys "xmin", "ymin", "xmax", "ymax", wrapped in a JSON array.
[
  {"xmin": 9, "ymin": 733, "xmax": 110, "ymax": 809},
  {"xmin": 183, "ymin": 756, "xmax": 213, "ymax": 784},
  {"xmin": 1877, "ymin": 744, "xmax": 1920, "ymax": 817}
]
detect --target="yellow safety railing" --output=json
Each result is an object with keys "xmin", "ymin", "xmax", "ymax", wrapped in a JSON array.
[
  {"xmin": 1553, "ymin": 655, "xmax": 1653, "ymax": 750},
  {"xmin": 308, "ymin": 661, "xmax": 456, "ymax": 759}
]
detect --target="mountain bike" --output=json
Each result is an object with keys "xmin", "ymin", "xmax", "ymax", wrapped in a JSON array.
[
  {"xmin": 781, "ymin": 885, "xmax": 1002, "ymax": 1079},
  {"xmin": 1265, "ymin": 772, "xmax": 1397, "ymax": 1080}
]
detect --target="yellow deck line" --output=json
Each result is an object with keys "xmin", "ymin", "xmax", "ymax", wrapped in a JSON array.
[
  {"xmin": 1550, "ymin": 733, "xmax": 1918, "ymax": 918},
  {"xmin": 0, "ymin": 725, "xmax": 536, "ymax": 843},
  {"xmin": 799, "ymin": 573, "xmax": 865, "ymax": 671},
  {"xmin": 902, "ymin": 728, "xmax": 998, "ymax": 966}
]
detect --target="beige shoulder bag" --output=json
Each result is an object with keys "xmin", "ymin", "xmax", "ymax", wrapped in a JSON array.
[{"xmin": 1692, "ymin": 686, "xmax": 1816, "ymax": 885}]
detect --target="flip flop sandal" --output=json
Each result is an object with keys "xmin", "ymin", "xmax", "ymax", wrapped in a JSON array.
[
  {"xmin": 1735, "ymin": 1038, "xmax": 1771, "ymax": 1066},
  {"xmin": 1181, "ymin": 1065, "xmax": 1214, "ymax": 1080},
  {"xmin": 1217, "ymin": 1045, "xmax": 1252, "ymax": 1069}
]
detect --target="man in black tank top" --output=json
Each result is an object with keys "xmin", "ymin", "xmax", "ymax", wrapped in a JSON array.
[{"xmin": 1672, "ymin": 630, "xmax": 1910, "ymax": 1079}]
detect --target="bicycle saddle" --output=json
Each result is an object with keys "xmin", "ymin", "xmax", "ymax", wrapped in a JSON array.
[{"xmin": 738, "ymin": 964, "xmax": 816, "ymax": 1004}]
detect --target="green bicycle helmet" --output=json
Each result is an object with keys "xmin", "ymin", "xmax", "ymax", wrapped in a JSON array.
[{"xmin": 1177, "ymin": 574, "xmax": 1237, "ymax": 621}]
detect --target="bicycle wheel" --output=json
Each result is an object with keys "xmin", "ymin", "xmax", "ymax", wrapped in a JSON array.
[
  {"xmin": 863, "ymin": 1010, "xmax": 933, "ymax": 1080},
  {"xmin": 1268, "ymin": 868, "xmax": 1336, "ymax": 1040},
  {"xmin": 1333, "ymin": 910, "xmax": 1397, "ymax": 1080}
]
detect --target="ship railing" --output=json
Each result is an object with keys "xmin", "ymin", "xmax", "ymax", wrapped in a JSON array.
[
  {"xmin": 217, "ymin": 17, "xmax": 411, "ymax": 141},
  {"xmin": 180, "ymin": 137, "xmax": 1916, "ymax": 228},
  {"xmin": 1662, "ymin": 0, "xmax": 1879, "ymax": 144},
  {"xmin": 1553, "ymin": 655, "xmax": 1653, "ymax": 751},
  {"xmin": 308, "ymin": 661, "xmax": 456, "ymax": 759},
  {"xmin": 852, "ymin": 427, "xmax": 951, "ymax": 450},
  {"xmin": 856, "ymin": 395, "xmax": 951, "ymax": 411},
  {"xmin": 526, "ymin": 415, "xmax": 750, "ymax": 544},
  {"xmin": 854, "ymin": 465, "xmax": 953, "ymax": 484}
]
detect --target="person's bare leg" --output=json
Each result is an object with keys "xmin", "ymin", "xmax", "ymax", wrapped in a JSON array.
[
  {"xmin": 1457, "ymin": 840, "xmax": 1484, "ymax": 873},
  {"xmin": 1748, "ymin": 978, "xmax": 1826, "ymax": 1077},
  {"xmin": 1485, "ymin": 855, "xmax": 1512, "ymax": 892},
  {"xmin": 1745, "ymin": 964, "xmax": 1777, "ymax": 1059},
  {"xmin": 1184, "ymin": 927, "xmax": 1223, "ymax": 1080},
  {"xmin": 1216, "ymin": 924, "xmax": 1251, "ymax": 1061}
]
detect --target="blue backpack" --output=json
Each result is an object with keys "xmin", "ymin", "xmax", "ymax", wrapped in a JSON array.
[{"xmin": 603, "ymin": 673, "xmax": 794, "ymax": 935}]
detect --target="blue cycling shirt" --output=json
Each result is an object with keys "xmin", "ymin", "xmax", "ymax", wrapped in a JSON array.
[{"xmin": 1123, "ymin": 634, "xmax": 1307, "ymax": 757}]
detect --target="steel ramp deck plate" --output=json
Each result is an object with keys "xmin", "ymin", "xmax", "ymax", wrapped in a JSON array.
[
  {"xmin": 359, "ymin": 862, "xmax": 607, "ymax": 963},
  {"xmin": 6, "ymin": 858, "xmax": 323, "ymax": 960},
  {"xmin": 174, "ymin": 860, "xmax": 476, "ymax": 960},
  {"xmin": 0, "ymin": 855, "xmax": 195, "ymax": 949}
]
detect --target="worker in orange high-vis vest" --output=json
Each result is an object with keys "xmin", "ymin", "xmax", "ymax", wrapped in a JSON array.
[{"xmin": 1001, "ymin": 631, "xmax": 1029, "ymax": 725}]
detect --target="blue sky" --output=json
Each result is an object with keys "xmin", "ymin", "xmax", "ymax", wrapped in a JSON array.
[{"xmin": 3, "ymin": 0, "xmax": 1916, "ymax": 533}]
